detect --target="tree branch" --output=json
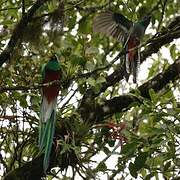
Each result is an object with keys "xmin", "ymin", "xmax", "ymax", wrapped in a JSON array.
[
  {"xmin": 0, "ymin": 80, "xmax": 61, "ymax": 93},
  {"xmin": 156, "ymin": 0, "xmax": 168, "ymax": 31},
  {"xmin": 0, "ymin": 0, "xmax": 49, "ymax": 67},
  {"xmin": 4, "ymin": 155, "xmax": 44, "ymax": 180},
  {"xmin": 83, "ymin": 57, "xmax": 180, "ymax": 122}
]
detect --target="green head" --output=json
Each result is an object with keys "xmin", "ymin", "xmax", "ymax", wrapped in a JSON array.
[
  {"xmin": 41, "ymin": 54, "xmax": 61, "ymax": 79},
  {"xmin": 133, "ymin": 15, "xmax": 151, "ymax": 39},
  {"xmin": 139, "ymin": 15, "xmax": 151, "ymax": 28},
  {"xmin": 46, "ymin": 54, "xmax": 61, "ymax": 71}
]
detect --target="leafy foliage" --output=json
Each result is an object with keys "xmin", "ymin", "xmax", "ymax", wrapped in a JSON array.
[{"xmin": 0, "ymin": 0, "xmax": 180, "ymax": 179}]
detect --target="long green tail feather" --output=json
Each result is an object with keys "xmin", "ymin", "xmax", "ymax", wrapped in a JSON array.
[
  {"xmin": 39, "ymin": 121, "xmax": 46, "ymax": 150},
  {"xmin": 39, "ymin": 110, "xmax": 56, "ymax": 173}
]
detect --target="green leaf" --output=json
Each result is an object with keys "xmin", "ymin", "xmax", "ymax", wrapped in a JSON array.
[
  {"xmin": 96, "ymin": 76, "xmax": 106, "ymax": 85},
  {"xmin": 170, "ymin": 44, "xmax": 176, "ymax": 60},
  {"xmin": 71, "ymin": 55, "xmax": 86, "ymax": 66},
  {"xmin": 97, "ymin": 162, "xmax": 107, "ymax": 172},
  {"xmin": 121, "ymin": 142, "xmax": 138, "ymax": 156},
  {"xmin": 147, "ymin": 127, "xmax": 164, "ymax": 136},
  {"xmin": 164, "ymin": 161, "xmax": 171, "ymax": 171},
  {"xmin": 148, "ymin": 60, "xmax": 160, "ymax": 78},
  {"xmin": 85, "ymin": 61, "xmax": 95, "ymax": 71},
  {"xmin": 47, "ymin": 0, "xmax": 57, "ymax": 11},
  {"xmin": 175, "ymin": 158, "xmax": 180, "ymax": 166},
  {"xmin": 95, "ymin": 134, "xmax": 103, "ymax": 145},
  {"xmin": 101, "ymin": 127, "xmax": 110, "ymax": 134},
  {"xmin": 19, "ymin": 94, "xmax": 28, "ymax": 108},
  {"xmin": 68, "ymin": 14, "xmax": 77, "ymax": 30},
  {"xmin": 87, "ymin": 77, "xmax": 96, "ymax": 87},
  {"xmin": 129, "ymin": 162, "xmax": 138, "ymax": 178},
  {"xmin": 134, "ymin": 152, "xmax": 148, "ymax": 171},
  {"xmin": 85, "ymin": 47, "xmax": 99, "ymax": 55},
  {"xmin": 108, "ymin": 140, "xmax": 115, "ymax": 147},
  {"xmin": 114, "ymin": 112, "xmax": 121, "ymax": 122},
  {"xmin": 103, "ymin": 146, "xmax": 110, "ymax": 155},
  {"xmin": 148, "ymin": 89, "xmax": 158, "ymax": 103},
  {"xmin": 129, "ymin": 152, "xmax": 148, "ymax": 178},
  {"xmin": 144, "ymin": 173, "xmax": 155, "ymax": 180},
  {"xmin": 78, "ymin": 16, "xmax": 91, "ymax": 34}
]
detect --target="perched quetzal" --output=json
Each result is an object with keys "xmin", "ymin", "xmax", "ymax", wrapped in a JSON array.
[
  {"xmin": 93, "ymin": 11, "xmax": 151, "ymax": 83},
  {"xmin": 39, "ymin": 55, "xmax": 62, "ymax": 173}
]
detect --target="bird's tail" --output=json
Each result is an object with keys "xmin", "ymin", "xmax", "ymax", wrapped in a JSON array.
[
  {"xmin": 124, "ymin": 43, "xmax": 130, "ymax": 82},
  {"xmin": 39, "ymin": 98, "xmax": 57, "ymax": 173},
  {"xmin": 124, "ymin": 37, "xmax": 140, "ymax": 83}
]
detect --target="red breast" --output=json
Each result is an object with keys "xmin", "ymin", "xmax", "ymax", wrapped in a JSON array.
[
  {"xmin": 42, "ymin": 70, "xmax": 61, "ymax": 103},
  {"xmin": 128, "ymin": 37, "xmax": 139, "ymax": 61}
]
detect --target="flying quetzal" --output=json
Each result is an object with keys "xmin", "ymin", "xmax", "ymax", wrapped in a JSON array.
[
  {"xmin": 39, "ymin": 55, "xmax": 62, "ymax": 173},
  {"xmin": 93, "ymin": 11, "xmax": 151, "ymax": 83}
]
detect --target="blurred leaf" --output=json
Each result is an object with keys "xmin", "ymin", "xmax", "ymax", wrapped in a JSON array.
[
  {"xmin": 86, "ymin": 61, "xmax": 95, "ymax": 71},
  {"xmin": 164, "ymin": 161, "xmax": 171, "ymax": 171},
  {"xmin": 19, "ymin": 94, "xmax": 28, "ymax": 108},
  {"xmin": 96, "ymin": 76, "xmax": 106, "ymax": 84},
  {"xmin": 170, "ymin": 44, "xmax": 176, "ymax": 60},
  {"xmin": 148, "ymin": 60, "xmax": 160, "ymax": 78},
  {"xmin": 144, "ymin": 173, "xmax": 155, "ymax": 180},
  {"xmin": 97, "ymin": 162, "xmax": 107, "ymax": 172},
  {"xmin": 103, "ymin": 146, "xmax": 110, "ymax": 154},
  {"xmin": 149, "ymin": 89, "xmax": 158, "ymax": 103},
  {"xmin": 68, "ymin": 14, "xmax": 77, "ymax": 30},
  {"xmin": 129, "ymin": 162, "xmax": 138, "ymax": 178},
  {"xmin": 134, "ymin": 151, "xmax": 148, "ymax": 171},
  {"xmin": 86, "ymin": 47, "xmax": 99, "ymax": 55},
  {"xmin": 87, "ymin": 77, "xmax": 96, "ymax": 86},
  {"xmin": 108, "ymin": 140, "xmax": 115, "ymax": 147},
  {"xmin": 71, "ymin": 55, "xmax": 86, "ymax": 66},
  {"xmin": 79, "ymin": 16, "xmax": 91, "ymax": 34},
  {"xmin": 121, "ymin": 142, "xmax": 138, "ymax": 155}
]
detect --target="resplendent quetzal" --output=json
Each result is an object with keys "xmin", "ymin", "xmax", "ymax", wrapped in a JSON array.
[
  {"xmin": 93, "ymin": 11, "xmax": 151, "ymax": 83},
  {"xmin": 39, "ymin": 55, "xmax": 62, "ymax": 173}
]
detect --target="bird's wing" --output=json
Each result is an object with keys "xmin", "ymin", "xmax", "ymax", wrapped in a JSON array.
[{"xmin": 93, "ymin": 11, "xmax": 133, "ymax": 42}]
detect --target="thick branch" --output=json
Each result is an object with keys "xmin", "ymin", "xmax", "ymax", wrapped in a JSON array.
[
  {"xmin": 91, "ymin": 57, "xmax": 180, "ymax": 121},
  {"xmin": 0, "ymin": 0, "xmax": 48, "ymax": 67},
  {"xmin": 4, "ymin": 156, "xmax": 44, "ymax": 180}
]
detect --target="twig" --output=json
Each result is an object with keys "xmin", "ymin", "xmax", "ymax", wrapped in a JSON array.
[
  {"xmin": 148, "ymin": 0, "xmax": 162, "ymax": 16},
  {"xmin": 60, "ymin": 88, "xmax": 78, "ymax": 110},
  {"xmin": 22, "ymin": 0, "xmax": 26, "ymax": 16},
  {"xmin": 97, "ymin": 141, "xmax": 121, "ymax": 165},
  {"xmin": 68, "ymin": 1, "xmax": 109, "ymax": 12},
  {"xmin": 0, "ymin": 80, "xmax": 61, "ymax": 93},
  {"xmin": 157, "ymin": 0, "xmax": 168, "ymax": 32},
  {"xmin": 32, "ymin": 0, "xmax": 85, "ymax": 21},
  {"xmin": 0, "ymin": 7, "xmax": 21, "ymax": 12}
]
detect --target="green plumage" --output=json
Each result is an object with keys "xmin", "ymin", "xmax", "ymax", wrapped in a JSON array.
[
  {"xmin": 39, "ymin": 55, "xmax": 61, "ymax": 173},
  {"xmin": 40, "ymin": 111, "xmax": 56, "ymax": 172}
]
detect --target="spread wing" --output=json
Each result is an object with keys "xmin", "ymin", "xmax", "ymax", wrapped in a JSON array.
[{"xmin": 93, "ymin": 11, "xmax": 133, "ymax": 42}]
